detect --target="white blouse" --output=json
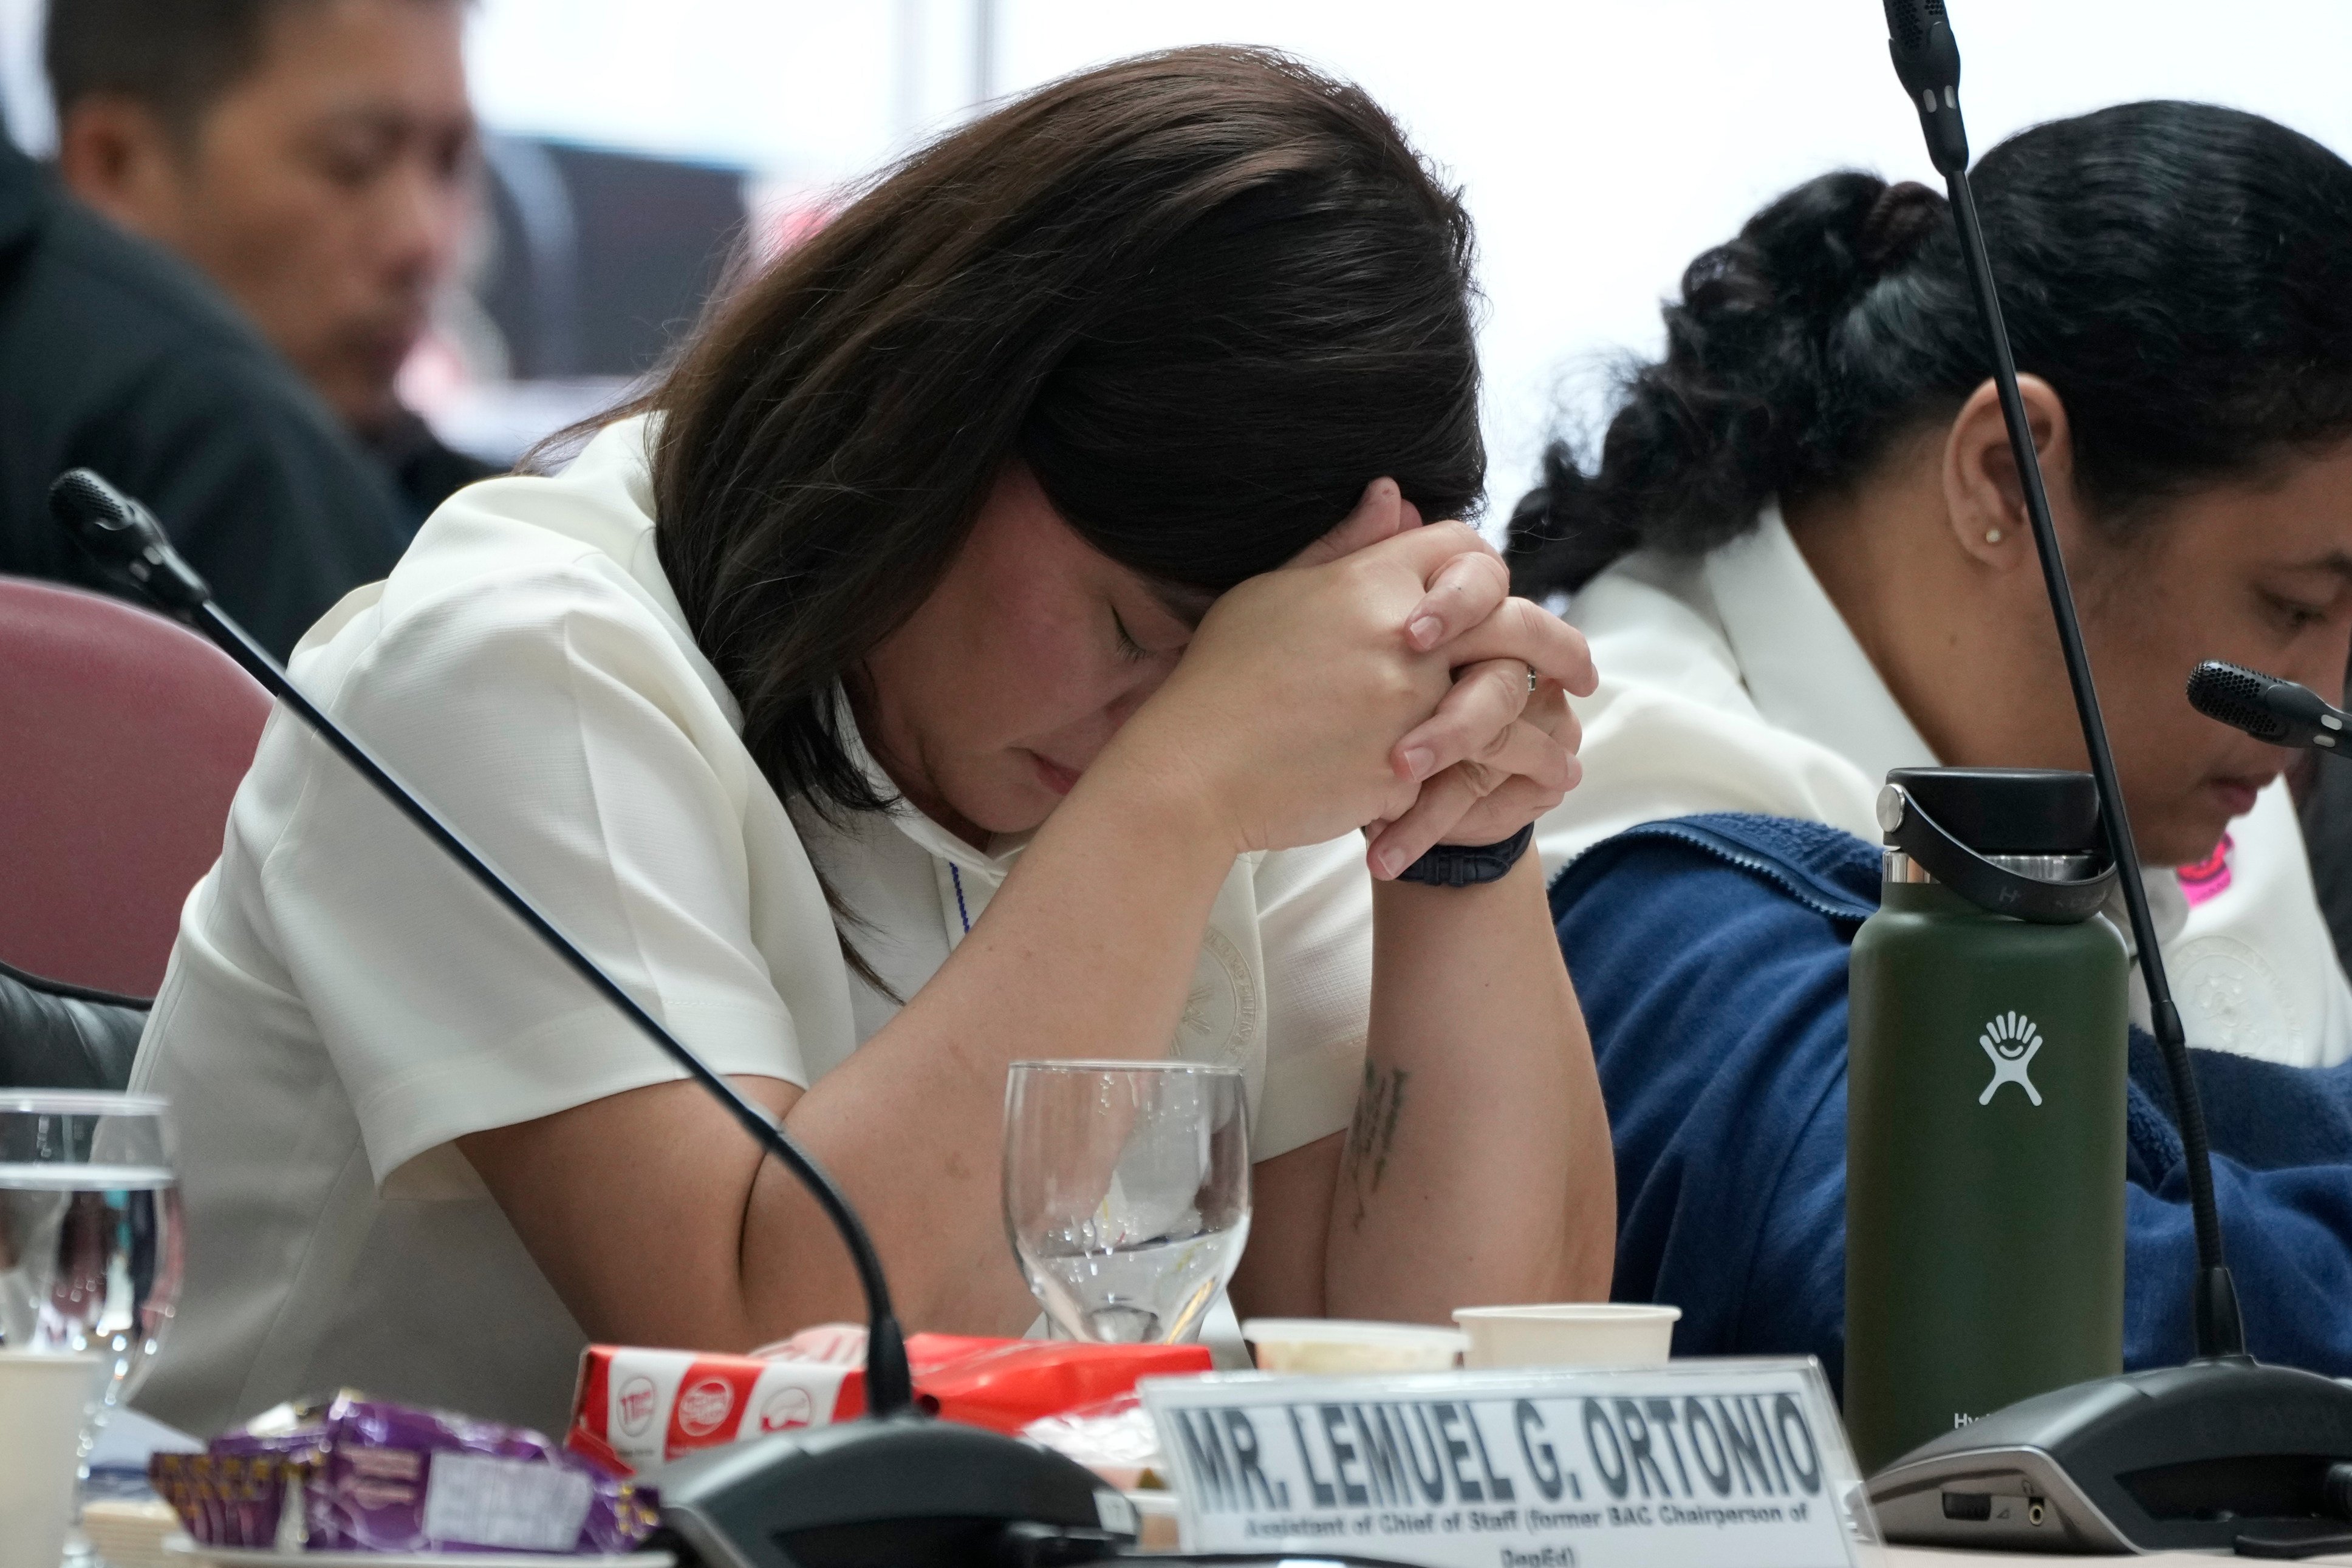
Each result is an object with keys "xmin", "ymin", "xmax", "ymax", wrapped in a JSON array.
[
  {"xmin": 1536, "ymin": 505, "xmax": 2352, "ymax": 1069},
  {"xmin": 129, "ymin": 417, "xmax": 1372, "ymax": 1437}
]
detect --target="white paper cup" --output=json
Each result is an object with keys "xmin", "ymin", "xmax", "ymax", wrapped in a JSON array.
[
  {"xmin": 1242, "ymin": 1318, "xmax": 1468, "ymax": 1374},
  {"xmin": 0, "ymin": 1351, "xmax": 103, "ymax": 1568},
  {"xmin": 1452, "ymin": 1303, "xmax": 1681, "ymax": 1369}
]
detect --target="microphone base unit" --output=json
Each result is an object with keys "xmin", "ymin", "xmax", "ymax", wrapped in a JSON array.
[
  {"xmin": 651, "ymin": 1413, "xmax": 1138, "ymax": 1568},
  {"xmin": 1868, "ymin": 1358, "xmax": 2352, "ymax": 1556}
]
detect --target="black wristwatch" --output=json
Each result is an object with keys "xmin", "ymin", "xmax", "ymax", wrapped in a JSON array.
[{"xmin": 1392, "ymin": 823, "xmax": 1536, "ymax": 887}]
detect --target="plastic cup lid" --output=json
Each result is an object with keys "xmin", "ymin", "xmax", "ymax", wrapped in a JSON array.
[
  {"xmin": 1242, "ymin": 1318, "xmax": 1471, "ymax": 1347},
  {"xmin": 1451, "ymin": 1303, "xmax": 1682, "ymax": 1324}
]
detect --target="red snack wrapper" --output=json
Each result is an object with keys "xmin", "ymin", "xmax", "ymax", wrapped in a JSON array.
[
  {"xmin": 569, "ymin": 1330, "xmax": 1211, "ymax": 1473},
  {"xmin": 893, "ymin": 1335, "xmax": 1210, "ymax": 1434}
]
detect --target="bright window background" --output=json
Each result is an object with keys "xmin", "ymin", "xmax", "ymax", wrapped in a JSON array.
[{"xmin": 7, "ymin": 0, "xmax": 2350, "ymax": 503}]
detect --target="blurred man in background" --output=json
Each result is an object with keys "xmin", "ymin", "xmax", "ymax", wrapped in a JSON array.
[
  {"xmin": 0, "ymin": 117, "xmax": 411, "ymax": 656},
  {"xmin": 48, "ymin": 0, "xmax": 493, "ymax": 525}
]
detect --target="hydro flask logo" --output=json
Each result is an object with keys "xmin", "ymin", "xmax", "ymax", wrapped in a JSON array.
[{"xmin": 1978, "ymin": 1011, "xmax": 2045, "ymax": 1106}]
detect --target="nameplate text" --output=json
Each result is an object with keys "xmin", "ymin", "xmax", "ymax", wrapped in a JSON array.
[{"xmin": 1141, "ymin": 1358, "xmax": 1865, "ymax": 1568}]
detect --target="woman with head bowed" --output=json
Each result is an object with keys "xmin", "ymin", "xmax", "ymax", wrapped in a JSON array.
[{"xmin": 132, "ymin": 48, "xmax": 1615, "ymax": 1436}]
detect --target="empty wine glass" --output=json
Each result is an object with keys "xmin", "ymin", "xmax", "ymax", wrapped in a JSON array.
[
  {"xmin": 1002, "ymin": 1060, "xmax": 1249, "ymax": 1345},
  {"xmin": 0, "ymin": 1092, "xmax": 183, "ymax": 1568}
]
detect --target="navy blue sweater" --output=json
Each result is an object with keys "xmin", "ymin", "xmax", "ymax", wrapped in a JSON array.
[{"xmin": 1550, "ymin": 813, "xmax": 2352, "ymax": 1391}]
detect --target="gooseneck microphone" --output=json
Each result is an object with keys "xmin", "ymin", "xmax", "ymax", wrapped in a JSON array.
[
  {"xmin": 2188, "ymin": 661, "xmax": 2352, "ymax": 752},
  {"xmin": 1884, "ymin": 0, "xmax": 2238, "ymax": 1360},
  {"xmin": 50, "ymin": 470, "xmax": 1189, "ymax": 1566},
  {"xmin": 1865, "ymin": 7, "xmax": 2352, "ymax": 1556}
]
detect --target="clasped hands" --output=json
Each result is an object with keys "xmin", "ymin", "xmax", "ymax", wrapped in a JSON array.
[
  {"xmin": 1127, "ymin": 477, "xmax": 1595, "ymax": 876},
  {"xmin": 1307, "ymin": 480, "xmax": 1596, "ymax": 879}
]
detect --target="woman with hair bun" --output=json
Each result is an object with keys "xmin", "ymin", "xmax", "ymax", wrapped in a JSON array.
[
  {"xmin": 1524, "ymin": 101, "xmax": 2352, "ymax": 1377},
  {"xmin": 1518, "ymin": 101, "xmax": 2352, "ymax": 1066}
]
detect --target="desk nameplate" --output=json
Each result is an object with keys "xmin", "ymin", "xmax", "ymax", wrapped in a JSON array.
[{"xmin": 1141, "ymin": 1357, "xmax": 1870, "ymax": 1568}]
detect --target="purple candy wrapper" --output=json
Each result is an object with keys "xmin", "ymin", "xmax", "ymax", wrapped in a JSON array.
[
  {"xmin": 154, "ymin": 1392, "xmax": 658, "ymax": 1553},
  {"xmin": 305, "ymin": 1394, "xmax": 657, "ymax": 1552},
  {"xmin": 152, "ymin": 1425, "xmax": 327, "ymax": 1548}
]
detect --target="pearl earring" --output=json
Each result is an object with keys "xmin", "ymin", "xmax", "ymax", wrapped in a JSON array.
[{"xmin": 1985, "ymin": 528, "xmax": 2005, "ymax": 544}]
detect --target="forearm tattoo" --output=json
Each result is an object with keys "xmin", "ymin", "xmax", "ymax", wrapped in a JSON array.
[{"xmin": 1342, "ymin": 1060, "xmax": 1409, "ymax": 1231}]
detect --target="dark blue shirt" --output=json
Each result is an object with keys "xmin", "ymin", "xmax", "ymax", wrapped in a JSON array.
[
  {"xmin": 0, "ymin": 138, "xmax": 412, "ymax": 655},
  {"xmin": 1550, "ymin": 813, "xmax": 2352, "ymax": 1389}
]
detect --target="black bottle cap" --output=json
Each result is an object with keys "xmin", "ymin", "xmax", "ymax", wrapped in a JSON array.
[{"xmin": 1884, "ymin": 767, "xmax": 2102, "ymax": 854}]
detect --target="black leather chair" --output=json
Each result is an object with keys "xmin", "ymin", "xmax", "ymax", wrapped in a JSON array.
[{"xmin": 0, "ymin": 957, "xmax": 145, "ymax": 1090}]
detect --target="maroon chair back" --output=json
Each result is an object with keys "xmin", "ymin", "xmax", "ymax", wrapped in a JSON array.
[{"xmin": 0, "ymin": 577, "xmax": 271, "ymax": 997}]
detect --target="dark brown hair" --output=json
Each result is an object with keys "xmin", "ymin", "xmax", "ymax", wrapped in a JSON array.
[{"xmin": 645, "ymin": 46, "xmax": 1483, "ymax": 823}]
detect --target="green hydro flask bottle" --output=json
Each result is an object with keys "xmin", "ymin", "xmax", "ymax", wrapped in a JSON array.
[{"xmin": 1845, "ymin": 767, "xmax": 2130, "ymax": 1474}]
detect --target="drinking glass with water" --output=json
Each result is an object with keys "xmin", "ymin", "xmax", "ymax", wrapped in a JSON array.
[
  {"xmin": 1002, "ymin": 1060, "xmax": 1249, "ymax": 1345},
  {"xmin": 0, "ymin": 1092, "xmax": 182, "ymax": 1568}
]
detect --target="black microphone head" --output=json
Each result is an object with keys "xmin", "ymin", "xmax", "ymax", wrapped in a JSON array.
[
  {"xmin": 47, "ymin": 467, "xmax": 211, "ymax": 612},
  {"xmin": 1883, "ymin": 0, "xmax": 1967, "ymax": 174},
  {"xmin": 1883, "ymin": 0, "xmax": 1943, "ymax": 53},
  {"xmin": 1884, "ymin": 0, "xmax": 1960, "ymax": 93},
  {"xmin": 2186, "ymin": 659, "xmax": 2345, "ymax": 750},
  {"xmin": 2186, "ymin": 661, "xmax": 2286, "ymax": 740},
  {"xmin": 48, "ymin": 467, "xmax": 163, "ymax": 565}
]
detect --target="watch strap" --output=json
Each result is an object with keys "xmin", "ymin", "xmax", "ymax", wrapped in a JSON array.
[{"xmin": 1392, "ymin": 822, "xmax": 1536, "ymax": 887}]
